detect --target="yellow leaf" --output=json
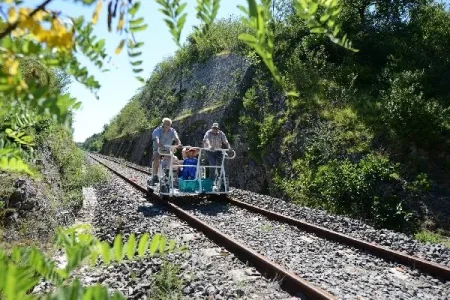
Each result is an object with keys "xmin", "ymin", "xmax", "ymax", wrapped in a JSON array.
[
  {"xmin": 91, "ymin": 0, "xmax": 103, "ymax": 24},
  {"xmin": 115, "ymin": 39, "xmax": 125, "ymax": 54},
  {"xmin": 18, "ymin": 8, "xmax": 31, "ymax": 21},
  {"xmin": 8, "ymin": 7, "xmax": 17, "ymax": 23},
  {"xmin": 5, "ymin": 58, "xmax": 19, "ymax": 76},
  {"xmin": 117, "ymin": 12, "xmax": 125, "ymax": 31},
  {"xmin": 33, "ymin": 10, "xmax": 45, "ymax": 22},
  {"xmin": 19, "ymin": 80, "xmax": 28, "ymax": 90}
]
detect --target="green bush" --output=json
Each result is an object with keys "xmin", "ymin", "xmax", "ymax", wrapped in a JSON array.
[
  {"xmin": 184, "ymin": 17, "xmax": 249, "ymax": 63},
  {"xmin": 239, "ymin": 75, "xmax": 285, "ymax": 161},
  {"xmin": 37, "ymin": 125, "xmax": 107, "ymax": 209},
  {"xmin": 83, "ymin": 164, "xmax": 108, "ymax": 187},
  {"xmin": 278, "ymin": 153, "xmax": 417, "ymax": 232},
  {"xmin": 382, "ymin": 71, "xmax": 449, "ymax": 150},
  {"xmin": 82, "ymin": 133, "xmax": 104, "ymax": 152},
  {"xmin": 103, "ymin": 97, "xmax": 151, "ymax": 140}
]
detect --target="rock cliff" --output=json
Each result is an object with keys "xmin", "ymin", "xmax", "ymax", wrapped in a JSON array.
[{"xmin": 101, "ymin": 54, "xmax": 273, "ymax": 193}]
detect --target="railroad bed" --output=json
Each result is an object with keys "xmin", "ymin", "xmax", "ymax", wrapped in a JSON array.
[
  {"xmin": 85, "ymin": 156, "xmax": 293, "ymax": 299},
  {"xmin": 89, "ymin": 153, "xmax": 450, "ymax": 299}
]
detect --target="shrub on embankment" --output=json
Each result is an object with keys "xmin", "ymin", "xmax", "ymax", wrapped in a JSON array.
[{"xmin": 0, "ymin": 59, "xmax": 107, "ymax": 245}]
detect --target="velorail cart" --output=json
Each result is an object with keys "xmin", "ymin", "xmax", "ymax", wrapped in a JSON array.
[{"xmin": 147, "ymin": 145, "xmax": 236, "ymax": 198}]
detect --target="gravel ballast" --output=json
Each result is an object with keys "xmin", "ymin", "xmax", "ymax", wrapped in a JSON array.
[
  {"xmin": 98, "ymin": 153, "xmax": 450, "ymax": 267},
  {"xmin": 83, "ymin": 156, "xmax": 293, "ymax": 299},
  {"xmin": 229, "ymin": 189, "xmax": 450, "ymax": 268},
  {"xmin": 178, "ymin": 200, "xmax": 450, "ymax": 299}
]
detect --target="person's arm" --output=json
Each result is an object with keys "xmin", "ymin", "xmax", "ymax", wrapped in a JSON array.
[
  {"xmin": 173, "ymin": 129, "xmax": 181, "ymax": 146},
  {"xmin": 222, "ymin": 132, "xmax": 230, "ymax": 149},
  {"xmin": 152, "ymin": 128, "xmax": 162, "ymax": 147},
  {"xmin": 203, "ymin": 131, "xmax": 211, "ymax": 148}
]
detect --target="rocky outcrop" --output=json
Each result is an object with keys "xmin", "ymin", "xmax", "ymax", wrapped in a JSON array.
[
  {"xmin": 0, "ymin": 145, "xmax": 71, "ymax": 241},
  {"xmin": 101, "ymin": 54, "xmax": 273, "ymax": 193}
]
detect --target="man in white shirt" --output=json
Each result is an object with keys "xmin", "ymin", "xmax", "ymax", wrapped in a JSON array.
[
  {"xmin": 203, "ymin": 122, "xmax": 230, "ymax": 179},
  {"xmin": 151, "ymin": 117, "xmax": 181, "ymax": 183}
]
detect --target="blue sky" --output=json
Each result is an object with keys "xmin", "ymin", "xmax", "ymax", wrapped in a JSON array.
[{"xmin": 24, "ymin": 0, "xmax": 243, "ymax": 142}]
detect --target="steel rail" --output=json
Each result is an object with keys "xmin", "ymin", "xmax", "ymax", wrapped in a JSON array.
[
  {"xmin": 88, "ymin": 154, "xmax": 336, "ymax": 299},
  {"xmin": 90, "ymin": 153, "xmax": 450, "ymax": 281},
  {"xmin": 95, "ymin": 154, "xmax": 150, "ymax": 174}
]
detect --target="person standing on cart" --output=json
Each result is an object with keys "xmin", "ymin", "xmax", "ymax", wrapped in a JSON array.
[
  {"xmin": 202, "ymin": 122, "xmax": 230, "ymax": 179},
  {"xmin": 151, "ymin": 117, "xmax": 181, "ymax": 184}
]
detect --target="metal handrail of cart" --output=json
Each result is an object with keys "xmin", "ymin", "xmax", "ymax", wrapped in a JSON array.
[{"xmin": 156, "ymin": 145, "xmax": 236, "ymax": 196}]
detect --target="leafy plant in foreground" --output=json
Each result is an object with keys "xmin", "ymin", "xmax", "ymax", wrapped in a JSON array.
[{"xmin": 0, "ymin": 224, "xmax": 185, "ymax": 299}]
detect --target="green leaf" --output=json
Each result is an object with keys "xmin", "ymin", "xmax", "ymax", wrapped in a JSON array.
[
  {"xmin": 177, "ymin": 13, "xmax": 187, "ymax": 32},
  {"xmin": 175, "ymin": 3, "xmax": 187, "ymax": 17},
  {"xmin": 168, "ymin": 240, "xmax": 176, "ymax": 251},
  {"xmin": 309, "ymin": 1, "xmax": 319, "ymax": 14},
  {"xmin": 129, "ymin": 17, "xmax": 144, "ymax": 25},
  {"xmin": 310, "ymin": 27, "xmax": 326, "ymax": 33},
  {"xmin": 128, "ymin": 51, "xmax": 142, "ymax": 57},
  {"xmin": 148, "ymin": 233, "xmax": 160, "ymax": 255},
  {"xmin": 158, "ymin": 235, "xmax": 167, "ymax": 254},
  {"xmin": 320, "ymin": 13, "xmax": 331, "ymax": 23},
  {"xmin": 0, "ymin": 154, "xmax": 33, "ymax": 175},
  {"xmin": 130, "ymin": 24, "xmax": 148, "ymax": 32},
  {"xmin": 129, "ymin": 1, "xmax": 141, "ymax": 15},
  {"xmin": 130, "ymin": 60, "xmax": 143, "ymax": 66},
  {"xmin": 137, "ymin": 233, "xmax": 149, "ymax": 257},
  {"xmin": 101, "ymin": 241, "xmax": 111, "ymax": 264},
  {"xmin": 129, "ymin": 41, "xmax": 144, "ymax": 49},
  {"xmin": 113, "ymin": 234, "xmax": 123, "ymax": 261},
  {"xmin": 238, "ymin": 33, "xmax": 258, "ymax": 44},
  {"xmin": 125, "ymin": 233, "xmax": 136, "ymax": 260}
]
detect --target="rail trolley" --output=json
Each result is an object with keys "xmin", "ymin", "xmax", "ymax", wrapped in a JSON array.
[{"xmin": 146, "ymin": 145, "xmax": 236, "ymax": 198}]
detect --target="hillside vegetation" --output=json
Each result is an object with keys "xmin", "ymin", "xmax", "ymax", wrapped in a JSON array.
[
  {"xmin": 84, "ymin": 1, "xmax": 450, "ymax": 236},
  {"xmin": 0, "ymin": 57, "xmax": 107, "ymax": 246}
]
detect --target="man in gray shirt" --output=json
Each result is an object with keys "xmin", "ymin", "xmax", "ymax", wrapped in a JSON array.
[
  {"xmin": 151, "ymin": 117, "xmax": 181, "ymax": 183},
  {"xmin": 203, "ymin": 122, "xmax": 230, "ymax": 179}
]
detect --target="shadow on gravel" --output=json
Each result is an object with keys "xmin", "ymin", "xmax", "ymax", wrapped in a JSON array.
[
  {"xmin": 137, "ymin": 205, "xmax": 170, "ymax": 217},
  {"xmin": 174, "ymin": 198, "xmax": 231, "ymax": 217},
  {"xmin": 139, "ymin": 195, "xmax": 231, "ymax": 217}
]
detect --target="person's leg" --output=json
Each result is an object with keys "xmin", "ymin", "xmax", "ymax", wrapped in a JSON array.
[
  {"xmin": 207, "ymin": 151, "xmax": 216, "ymax": 179},
  {"xmin": 215, "ymin": 151, "xmax": 223, "ymax": 181},
  {"xmin": 152, "ymin": 151, "xmax": 160, "ymax": 182}
]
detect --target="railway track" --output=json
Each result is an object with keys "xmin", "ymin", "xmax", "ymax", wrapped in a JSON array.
[{"xmin": 89, "ymin": 153, "xmax": 450, "ymax": 299}]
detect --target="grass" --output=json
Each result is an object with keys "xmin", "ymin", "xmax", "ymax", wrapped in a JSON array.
[
  {"xmin": 173, "ymin": 109, "xmax": 193, "ymax": 122},
  {"xmin": 197, "ymin": 101, "xmax": 226, "ymax": 114},
  {"xmin": 259, "ymin": 222, "xmax": 273, "ymax": 232},
  {"xmin": 414, "ymin": 230, "xmax": 450, "ymax": 247},
  {"xmin": 150, "ymin": 261, "xmax": 183, "ymax": 300}
]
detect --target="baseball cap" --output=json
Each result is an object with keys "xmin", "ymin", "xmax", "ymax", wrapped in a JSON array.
[{"xmin": 212, "ymin": 123, "xmax": 219, "ymax": 128}]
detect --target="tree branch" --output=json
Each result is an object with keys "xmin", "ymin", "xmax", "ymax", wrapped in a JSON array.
[{"xmin": 0, "ymin": 0, "xmax": 54, "ymax": 40}]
